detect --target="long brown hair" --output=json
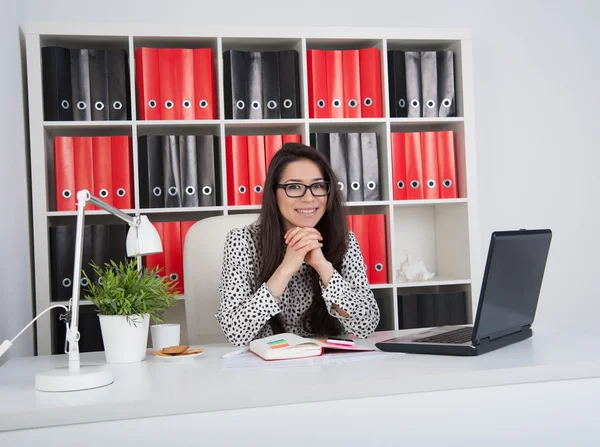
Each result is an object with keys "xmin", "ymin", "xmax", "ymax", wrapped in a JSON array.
[{"xmin": 257, "ymin": 142, "xmax": 348, "ymax": 336}]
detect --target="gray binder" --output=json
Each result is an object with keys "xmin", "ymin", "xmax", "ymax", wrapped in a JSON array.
[
  {"xmin": 420, "ymin": 51, "xmax": 438, "ymax": 118},
  {"xmin": 163, "ymin": 135, "xmax": 182, "ymax": 208},
  {"xmin": 360, "ymin": 132, "xmax": 380, "ymax": 201},
  {"xmin": 247, "ymin": 51, "xmax": 263, "ymax": 119},
  {"xmin": 329, "ymin": 133, "xmax": 348, "ymax": 201},
  {"xmin": 179, "ymin": 135, "xmax": 199, "ymax": 207},
  {"xmin": 437, "ymin": 51, "xmax": 456, "ymax": 117},
  {"xmin": 346, "ymin": 133, "xmax": 363, "ymax": 202},
  {"xmin": 405, "ymin": 52, "xmax": 422, "ymax": 118}
]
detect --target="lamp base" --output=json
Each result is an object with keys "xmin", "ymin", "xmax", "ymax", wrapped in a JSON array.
[{"xmin": 35, "ymin": 366, "xmax": 114, "ymax": 392}]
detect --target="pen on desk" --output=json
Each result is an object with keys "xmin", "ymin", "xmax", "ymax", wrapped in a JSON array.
[{"xmin": 222, "ymin": 346, "xmax": 249, "ymax": 359}]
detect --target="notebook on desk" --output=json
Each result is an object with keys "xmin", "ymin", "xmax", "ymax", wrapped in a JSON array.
[{"xmin": 376, "ymin": 229, "xmax": 552, "ymax": 356}]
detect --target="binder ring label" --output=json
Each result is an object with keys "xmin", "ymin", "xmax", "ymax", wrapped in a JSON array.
[
  {"xmin": 443, "ymin": 179, "xmax": 453, "ymax": 188},
  {"xmin": 77, "ymin": 101, "xmax": 87, "ymax": 110},
  {"xmin": 148, "ymin": 99, "xmax": 157, "ymax": 108},
  {"xmin": 62, "ymin": 278, "xmax": 72, "ymax": 288},
  {"xmin": 374, "ymin": 263, "xmax": 383, "ymax": 272},
  {"xmin": 199, "ymin": 99, "xmax": 208, "ymax": 108},
  {"xmin": 317, "ymin": 99, "xmax": 326, "ymax": 109},
  {"xmin": 94, "ymin": 101, "xmax": 105, "ymax": 111},
  {"xmin": 283, "ymin": 99, "xmax": 293, "ymax": 109},
  {"xmin": 80, "ymin": 277, "xmax": 89, "ymax": 287},
  {"xmin": 99, "ymin": 188, "xmax": 109, "ymax": 198},
  {"xmin": 254, "ymin": 185, "xmax": 263, "ymax": 193},
  {"xmin": 410, "ymin": 99, "xmax": 420, "ymax": 108},
  {"xmin": 367, "ymin": 181, "xmax": 377, "ymax": 190},
  {"xmin": 185, "ymin": 186, "xmax": 195, "ymax": 196},
  {"xmin": 267, "ymin": 100, "xmax": 277, "ymax": 110},
  {"xmin": 62, "ymin": 189, "xmax": 72, "ymax": 198},
  {"xmin": 238, "ymin": 185, "xmax": 247, "ymax": 194},
  {"xmin": 182, "ymin": 100, "xmax": 191, "ymax": 109},
  {"xmin": 410, "ymin": 180, "xmax": 420, "ymax": 189},
  {"xmin": 351, "ymin": 181, "xmax": 360, "ymax": 191},
  {"xmin": 165, "ymin": 100, "xmax": 174, "ymax": 109},
  {"xmin": 168, "ymin": 186, "xmax": 179, "ymax": 196},
  {"xmin": 426, "ymin": 100, "xmax": 436, "ymax": 109},
  {"xmin": 337, "ymin": 182, "xmax": 344, "ymax": 191},
  {"xmin": 236, "ymin": 100, "xmax": 245, "ymax": 110},
  {"xmin": 117, "ymin": 188, "xmax": 126, "ymax": 197},
  {"xmin": 113, "ymin": 101, "xmax": 122, "ymax": 110},
  {"xmin": 427, "ymin": 180, "xmax": 436, "ymax": 189},
  {"xmin": 251, "ymin": 101, "xmax": 260, "ymax": 110},
  {"xmin": 98, "ymin": 278, "xmax": 104, "ymax": 286},
  {"xmin": 332, "ymin": 99, "xmax": 341, "ymax": 108},
  {"xmin": 170, "ymin": 273, "xmax": 179, "ymax": 282},
  {"xmin": 348, "ymin": 99, "xmax": 358, "ymax": 108},
  {"xmin": 152, "ymin": 186, "xmax": 162, "ymax": 197},
  {"xmin": 364, "ymin": 97, "xmax": 373, "ymax": 107},
  {"xmin": 397, "ymin": 181, "xmax": 405, "ymax": 189},
  {"xmin": 202, "ymin": 186, "xmax": 212, "ymax": 196},
  {"xmin": 61, "ymin": 100, "xmax": 70, "ymax": 109},
  {"xmin": 442, "ymin": 98, "xmax": 452, "ymax": 108},
  {"xmin": 398, "ymin": 98, "xmax": 406, "ymax": 108}
]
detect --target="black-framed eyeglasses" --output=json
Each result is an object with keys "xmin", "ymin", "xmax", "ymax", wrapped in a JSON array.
[{"xmin": 277, "ymin": 182, "xmax": 331, "ymax": 198}]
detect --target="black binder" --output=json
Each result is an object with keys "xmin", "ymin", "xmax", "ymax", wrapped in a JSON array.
[
  {"xmin": 310, "ymin": 132, "xmax": 330, "ymax": 161},
  {"xmin": 345, "ymin": 133, "xmax": 363, "ymax": 202},
  {"xmin": 387, "ymin": 50, "xmax": 407, "ymax": 118},
  {"xmin": 88, "ymin": 49, "xmax": 109, "ymax": 121},
  {"xmin": 197, "ymin": 135, "xmax": 218, "ymax": 206},
  {"xmin": 107, "ymin": 49, "xmax": 129, "ymax": 120},
  {"xmin": 278, "ymin": 50, "xmax": 301, "ymax": 119},
  {"xmin": 80, "ymin": 225, "xmax": 94, "ymax": 291},
  {"xmin": 360, "ymin": 132, "xmax": 380, "ymax": 201},
  {"xmin": 179, "ymin": 135, "xmax": 199, "ymax": 207},
  {"xmin": 420, "ymin": 51, "xmax": 438, "ymax": 118},
  {"xmin": 223, "ymin": 50, "xmax": 248, "ymax": 119},
  {"xmin": 91, "ymin": 224, "xmax": 111, "ymax": 285},
  {"xmin": 437, "ymin": 51, "xmax": 456, "ymax": 117},
  {"xmin": 50, "ymin": 225, "xmax": 75, "ymax": 302},
  {"xmin": 163, "ymin": 135, "xmax": 182, "ymax": 208},
  {"xmin": 70, "ymin": 49, "xmax": 91, "ymax": 121},
  {"xmin": 138, "ymin": 135, "xmax": 164, "ymax": 208},
  {"xmin": 404, "ymin": 51, "xmax": 422, "ymax": 118},
  {"xmin": 109, "ymin": 224, "xmax": 128, "ymax": 266},
  {"xmin": 41, "ymin": 46, "xmax": 73, "ymax": 121},
  {"xmin": 52, "ymin": 306, "xmax": 104, "ymax": 354},
  {"xmin": 329, "ymin": 133, "xmax": 348, "ymax": 201},
  {"xmin": 261, "ymin": 51, "xmax": 280, "ymax": 119},
  {"xmin": 247, "ymin": 51, "xmax": 263, "ymax": 120}
]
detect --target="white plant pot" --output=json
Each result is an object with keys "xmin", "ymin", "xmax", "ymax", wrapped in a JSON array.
[{"xmin": 98, "ymin": 314, "xmax": 150, "ymax": 364}]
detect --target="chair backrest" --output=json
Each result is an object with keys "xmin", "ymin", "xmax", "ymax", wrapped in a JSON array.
[{"xmin": 182, "ymin": 213, "xmax": 260, "ymax": 344}]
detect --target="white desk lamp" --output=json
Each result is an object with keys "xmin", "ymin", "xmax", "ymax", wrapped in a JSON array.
[{"xmin": 0, "ymin": 189, "xmax": 162, "ymax": 392}]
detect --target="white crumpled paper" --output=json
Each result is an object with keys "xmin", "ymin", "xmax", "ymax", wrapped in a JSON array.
[{"xmin": 397, "ymin": 250, "xmax": 435, "ymax": 282}]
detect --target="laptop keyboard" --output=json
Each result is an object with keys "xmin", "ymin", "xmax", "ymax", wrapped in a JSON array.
[{"xmin": 414, "ymin": 326, "xmax": 473, "ymax": 344}]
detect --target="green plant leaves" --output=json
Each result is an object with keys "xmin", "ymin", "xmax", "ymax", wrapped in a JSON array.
[{"xmin": 83, "ymin": 258, "xmax": 179, "ymax": 324}]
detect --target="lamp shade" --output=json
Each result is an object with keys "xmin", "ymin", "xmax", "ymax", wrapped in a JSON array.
[{"xmin": 126, "ymin": 215, "xmax": 163, "ymax": 256}]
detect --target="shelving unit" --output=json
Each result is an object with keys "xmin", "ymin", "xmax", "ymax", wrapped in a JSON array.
[{"xmin": 25, "ymin": 23, "xmax": 480, "ymax": 355}]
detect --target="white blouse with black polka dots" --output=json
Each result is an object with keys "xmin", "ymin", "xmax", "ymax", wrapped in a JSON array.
[{"xmin": 215, "ymin": 223, "xmax": 380, "ymax": 346}]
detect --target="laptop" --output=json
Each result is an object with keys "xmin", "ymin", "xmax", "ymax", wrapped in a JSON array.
[{"xmin": 375, "ymin": 229, "xmax": 552, "ymax": 356}]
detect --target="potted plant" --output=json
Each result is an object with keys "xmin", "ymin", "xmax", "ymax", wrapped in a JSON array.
[{"xmin": 83, "ymin": 258, "xmax": 179, "ymax": 364}]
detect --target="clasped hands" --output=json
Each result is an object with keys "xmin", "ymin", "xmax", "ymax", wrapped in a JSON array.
[{"xmin": 282, "ymin": 226, "xmax": 330, "ymax": 273}]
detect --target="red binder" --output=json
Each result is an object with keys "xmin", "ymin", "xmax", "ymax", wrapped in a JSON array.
[
  {"xmin": 145, "ymin": 221, "xmax": 165, "ymax": 274},
  {"xmin": 368, "ymin": 214, "xmax": 387, "ymax": 284},
  {"xmin": 225, "ymin": 135, "xmax": 249, "ymax": 206},
  {"xmin": 306, "ymin": 49, "xmax": 328, "ymax": 118},
  {"xmin": 282, "ymin": 134, "xmax": 301, "ymax": 144},
  {"xmin": 359, "ymin": 48, "xmax": 383, "ymax": 118},
  {"xmin": 111, "ymin": 136, "xmax": 133, "ymax": 210},
  {"xmin": 73, "ymin": 137, "xmax": 95, "ymax": 210},
  {"xmin": 134, "ymin": 47, "xmax": 160, "ymax": 120},
  {"xmin": 351, "ymin": 214, "xmax": 371, "ymax": 283},
  {"xmin": 437, "ymin": 131, "xmax": 458, "ymax": 199},
  {"xmin": 163, "ymin": 221, "xmax": 183, "ymax": 294},
  {"xmin": 391, "ymin": 132, "xmax": 407, "ymax": 200},
  {"xmin": 420, "ymin": 131, "xmax": 440, "ymax": 200},
  {"xmin": 265, "ymin": 134, "xmax": 283, "ymax": 173},
  {"xmin": 157, "ymin": 48, "xmax": 179, "ymax": 120},
  {"xmin": 174, "ymin": 48, "xmax": 195, "ymax": 120},
  {"xmin": 405, "ymin": 132, "xmax": 424, "ymax": 200},
  {"xmin": 342, "ymin": 50, "xmax": 361, "ymax": 118},
  {"xmin": 247, "ymin": 135, "xmax": 266, "ymax": 205},
  {"xmin": 53, "ymin": 136, "xmax": 75, "ymax": 211},
  {"xmin": 193, "ymin": 48, "xmax": 216, "ymax": 120},
  {"xmin": 91, "ymin": 136, "xmax": 113, "ymax": 206},
  {"xmin": 326, "ymin": 50, "xmax": 344, "ymax": 118}
]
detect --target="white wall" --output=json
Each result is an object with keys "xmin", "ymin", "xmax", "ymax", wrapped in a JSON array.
[
  {"xmin": 2, "ymin": 0, "xmax": 598, "ymax": 359},
  {"xmin": 0, "ymin": 0, "xmax": 33, "ymax": 366}
]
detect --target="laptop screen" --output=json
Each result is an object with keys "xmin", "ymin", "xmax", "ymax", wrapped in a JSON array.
[{"xmin": 472, "ymin": 229, "xmax": 552, "ymax": 343}]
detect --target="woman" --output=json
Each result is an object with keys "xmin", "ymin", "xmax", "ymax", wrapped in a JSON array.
[{"xmin": 216, "ymin": 142, "xmax": 380, "ymax": 346}]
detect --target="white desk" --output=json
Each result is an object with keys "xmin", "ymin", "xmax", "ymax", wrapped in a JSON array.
[{"xmin": 1, "ymin": 328, "xmax": 600, "ymax": 446}]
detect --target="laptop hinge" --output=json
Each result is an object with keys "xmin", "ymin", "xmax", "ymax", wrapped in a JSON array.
[{"xmin": 477, "ymin": 324, "xmax": 530, "ymax": 344}]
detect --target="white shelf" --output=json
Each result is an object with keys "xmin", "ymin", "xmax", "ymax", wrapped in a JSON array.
[{"xmin": 395, "ymin": 278, "xmax": 471, "ymax": 289}]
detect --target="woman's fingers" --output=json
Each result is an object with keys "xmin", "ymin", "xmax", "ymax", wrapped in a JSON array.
[
  {"xmin": 289, "ymin": 232, "xmax": 322, "ymax": 249},
  {"xmin": 285, "ymin": 227, "xmax": 323, "ymax": 245}
]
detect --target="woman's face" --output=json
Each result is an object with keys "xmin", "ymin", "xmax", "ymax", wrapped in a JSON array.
[{"xmin": 276, "ymin": 159, "xmax": 328, "ymax": 232}]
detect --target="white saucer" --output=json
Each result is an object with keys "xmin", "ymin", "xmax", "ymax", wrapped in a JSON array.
[{"xmin": 151, "ymin": 349, "xmax": 204, "ymax": 362}]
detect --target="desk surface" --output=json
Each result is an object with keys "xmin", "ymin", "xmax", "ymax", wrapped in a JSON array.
[{"xmin": 1, "ymin": 327, "xmax": 600, "ymax": 432}]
